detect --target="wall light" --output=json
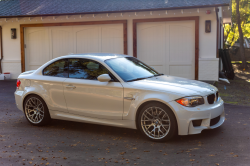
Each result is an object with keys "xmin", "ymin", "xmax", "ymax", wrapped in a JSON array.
[
  {"xmin": 11, "ymin": 28, "xmax": 17, "ymax": 39},
  {"xmin": 205, "ymin": 20, "xmax": 211, "ymax": 33}
]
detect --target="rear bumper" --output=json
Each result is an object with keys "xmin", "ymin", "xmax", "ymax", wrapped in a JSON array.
[
  {"xmin": 168, "ymin": 97, "xmax": 225, "ymax": 135},
  {"xmin": 14, "ymin": 90, "xmax": 24, "ymax": 112}
]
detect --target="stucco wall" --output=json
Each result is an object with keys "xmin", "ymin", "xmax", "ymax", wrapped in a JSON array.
[{"xmin": 0, "ymin": 7, "xmax": 219, "ymax": 80}]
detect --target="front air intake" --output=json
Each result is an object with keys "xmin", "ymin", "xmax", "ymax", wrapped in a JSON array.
[{"xmin": 207, "ymin": 94, "xmax": 215, "ymax": 104}]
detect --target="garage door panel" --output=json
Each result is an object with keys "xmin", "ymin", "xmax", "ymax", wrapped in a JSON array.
[
  {"xmin": 75, "ymin": 27, "xmax": 100, "ymax": 53},
  {"xmin": 25, "ymin": 24, "xmax": 124, "ymax": 71},
  {"xmin": 137, "ymin": 21, "xmax": 195, "ymax": 80},
  {"xmin": 137, "ymin": 23, "xmax": 166, "ymax": 65},
  {"xmin": 51, "ymin": 29, "xmax": 72, "ymax": 59},
  {"xmin": 169, "ymin": 25, "xmax": 194, "ymax": 63},
  {"xmin": 169, "ymin": 66, "xmax": 194, "ymax": 79},
  {"xmin": 101, "ymin": 25, "xmax": 123, "ymax": 54},
  {"xmin": 25, "ymin": 28, "xmax": 50, "ymax": 71}
]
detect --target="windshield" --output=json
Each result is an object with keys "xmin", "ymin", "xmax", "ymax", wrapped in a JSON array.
[{"xmin": 105, "ymin": 57, "xmax": 161, "ymax": 82}]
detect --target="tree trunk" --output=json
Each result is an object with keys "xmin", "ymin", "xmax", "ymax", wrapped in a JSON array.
[{"xmin": 236, "ymin": 0, "xmax": 247, "ymax": 69}]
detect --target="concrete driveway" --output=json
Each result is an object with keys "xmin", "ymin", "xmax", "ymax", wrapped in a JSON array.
[{"xmin": 0, "ymin": 80, "xmax": 250, "ymax": 166}]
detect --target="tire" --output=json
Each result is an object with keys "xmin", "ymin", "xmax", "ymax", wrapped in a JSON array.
[
  {"xmin": 137, "ymin": 102, "xmax": 178, "ymax": 142},
  {"xmin": 23, "ymin": 95, "xmax": 51, "ymax": 126}
]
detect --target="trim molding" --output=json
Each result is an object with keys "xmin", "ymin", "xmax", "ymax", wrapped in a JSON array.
[
  {"xmin": 133, "ymin": 16, "xmax": 199, "ymax": 80},
  {"xmin": 20, "ymin": 20, "xmax": 128, "ymax": 72}
]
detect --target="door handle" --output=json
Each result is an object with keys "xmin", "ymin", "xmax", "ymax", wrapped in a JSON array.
[
  {"xmin": 65, "ymin": 85, "xmax": 76, "ymax": 89},
  {"xmin": 124, "ymin": 97, "xmax": 135, "ymax": 100}
]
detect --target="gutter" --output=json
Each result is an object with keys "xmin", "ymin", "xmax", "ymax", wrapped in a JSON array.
[
  {"xmin": 0, "ymin": 26, "xmax": 2, "ymax": 74},
  {"xmin": 0, "ymin": 4, "xmax": 230, "ymax": 18}
]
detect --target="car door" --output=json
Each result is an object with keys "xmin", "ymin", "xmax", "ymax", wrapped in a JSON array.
[
  {"xmin": 63, "ymin": 58, "xmax": 124, "ymax": 120},
  {"xmin": 41, "ymin": 59, "xmax": 69, "ymax": 112}
]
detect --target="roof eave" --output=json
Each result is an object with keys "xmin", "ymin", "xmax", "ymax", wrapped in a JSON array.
[{"xmin": 0, "ymin": 3, "xmax": 230, "ymax": 18}]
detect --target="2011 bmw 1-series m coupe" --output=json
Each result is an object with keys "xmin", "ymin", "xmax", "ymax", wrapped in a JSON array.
[{"xmin": 15, "ymin": 53, "xmax": 225, "ymax": 142}]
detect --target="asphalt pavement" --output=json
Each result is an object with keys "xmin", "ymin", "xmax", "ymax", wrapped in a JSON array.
[{"xmin": 0, "ymin": 80, "xmax": 250, "ymax": 166}]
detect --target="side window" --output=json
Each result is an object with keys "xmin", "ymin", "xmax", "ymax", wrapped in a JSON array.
[
  {"xmin": 43, "ymin": 59, "xmax": 69, "ymax": 77},
  {"xmin": 69, "ymin": 59, "xmax": 109, "ymax": 80}
]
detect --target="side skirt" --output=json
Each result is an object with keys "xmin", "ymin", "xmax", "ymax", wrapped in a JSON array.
[{"xmin": 49, "ymin": 110, "xmax": 137, "ymax": 130}]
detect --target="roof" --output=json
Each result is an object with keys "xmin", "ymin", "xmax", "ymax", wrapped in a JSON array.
[
  {"xmin": 60, "ymin": 53, "xmax": 130, "ymax": 62},
  {"xmin": 0, "ymin": 0, "xmax": 231, "ymax": 18}
]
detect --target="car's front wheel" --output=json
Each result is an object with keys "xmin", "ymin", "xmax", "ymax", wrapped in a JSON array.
[
  {"xmin": 137, "ymin": 102, "xmax": 178, "ymax": 142},
  {"xmin": 24, "ymin": 95, "xmax": 51, "ymax": 126}
]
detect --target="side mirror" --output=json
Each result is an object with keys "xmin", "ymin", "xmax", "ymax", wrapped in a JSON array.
[{"xmin": 97, "ymin": 74, "xmax": 111, "ymax": 82}]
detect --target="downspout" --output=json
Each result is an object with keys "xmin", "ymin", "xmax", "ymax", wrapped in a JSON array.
[
  {"xmin": 0, "ymin": 26, "xmax": 3, "ymax": 74},
  {"xmin": 216, "ymin": 8, "xmax": 220, "ymax": 58}
]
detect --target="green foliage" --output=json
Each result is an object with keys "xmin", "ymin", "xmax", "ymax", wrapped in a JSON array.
[{"xmin": 224, "ymin": 0, "xmax": 250, "ymax": 47}]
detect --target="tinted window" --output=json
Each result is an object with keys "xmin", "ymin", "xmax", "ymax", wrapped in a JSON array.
[
  {"xmin": 105, "ymin": 57, "xmax": 159, "ymax": 82},
  {"xmin": 43, "ymin": 59, "xmax": 68, "ymax": 77},
  {"xmin": 69, "ymin": 59, "xmax": 109, "ymax": 80}
]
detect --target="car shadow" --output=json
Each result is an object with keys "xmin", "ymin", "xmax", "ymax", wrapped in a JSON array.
[{"xmin": 38, "ymin": 119, "xmax": 224, "ymax": 143}]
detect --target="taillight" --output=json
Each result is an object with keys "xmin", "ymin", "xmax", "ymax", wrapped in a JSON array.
[{"xmin": 16, "ymin": 80, "xmax": 21, "ymax": 89}]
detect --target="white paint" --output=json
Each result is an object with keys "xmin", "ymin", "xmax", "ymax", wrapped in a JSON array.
[
  {"xmin": 0, "ymin": 7, "xmax": 220, "ymax": 80},
  {"xmin": 15, "ymin": 53, "xmax": 225, "ymax": 138},
  {"xmin": 137, "ymin": 21, "xmax": 195, "ymax": 79},
  {"xmin": 198, "ymin": 58, "xmax": 219, "ymax": 81},
  {"xmin": 25, "ymin": 24, "xmax": 124, "ymax": 71}
]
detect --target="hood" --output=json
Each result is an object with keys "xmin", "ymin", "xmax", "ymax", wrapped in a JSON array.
[{"xmin": 127, "ymin": 75, "xmax": 217, "ymax": 97}]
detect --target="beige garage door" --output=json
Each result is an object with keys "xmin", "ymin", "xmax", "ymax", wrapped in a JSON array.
[
  {"xmin": 25, "ymin": 24, "xmax": 124, "ymax": 71},
  {"xmin": 137, "ymin": 21, "xmax": 195, "ymax": 79}
]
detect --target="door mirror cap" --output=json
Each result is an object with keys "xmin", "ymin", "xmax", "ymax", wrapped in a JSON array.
[{"xmin": 97, "ymin": 74, "xmax": 111, "ymax": 82}]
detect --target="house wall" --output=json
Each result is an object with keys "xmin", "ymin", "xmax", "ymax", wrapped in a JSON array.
[{"xmin": 0, "ymin": 7, "xmax": 219, "ymax": 80}]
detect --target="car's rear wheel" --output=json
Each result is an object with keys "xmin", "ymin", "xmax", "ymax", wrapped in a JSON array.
[
  {"xmin": 24, "ymin": 95, "xmax": 51, "ymax": 126},
  {"xmin": 137, "ymin": 102, "xmax": 178, "ymax": 142}
]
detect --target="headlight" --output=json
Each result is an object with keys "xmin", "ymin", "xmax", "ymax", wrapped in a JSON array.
[{"xmin": 176, "ymin": 96, "xmax": 204, "ymax": 107}]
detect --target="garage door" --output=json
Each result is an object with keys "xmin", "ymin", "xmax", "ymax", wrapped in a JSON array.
[
  {"xmin": 25, "ymin": 24, "xmax": 124, "ymax": 71},
  {"xmin": 137, "ymin": 21, "xmax": 195, "ymax": 79}
]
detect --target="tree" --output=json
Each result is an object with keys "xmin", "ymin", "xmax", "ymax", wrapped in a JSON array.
[
  {"xmin": 236, "ymin": 0, "xmax": 247, "ymax": 69},
  {"xmin": 224, "ymin": 0, "xmax": 249, "ymax": 69}
]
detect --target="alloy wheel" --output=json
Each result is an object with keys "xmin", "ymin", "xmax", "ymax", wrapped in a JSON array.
[
  {"xmin": 141, "ymin": 107, "xmax": 171, "ymax": 139},
  {"xmin": 25, "ymin": 97, "xmax": 45, "ymax": 124}
]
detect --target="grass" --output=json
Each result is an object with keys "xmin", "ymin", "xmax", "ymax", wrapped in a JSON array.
[
  {"xmin": 231, "ymin": 61, "xmax": 250, "ymax": 64},
  {"xmin": 215, "ymin": 64, "xmax": 250, "ymax": 107},
  {"xmin": 226, "ymin": 101, "xmax": 239, "ymax": 104}
]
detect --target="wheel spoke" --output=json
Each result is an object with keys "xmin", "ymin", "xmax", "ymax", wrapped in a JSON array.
[
  {"xmin": 25, "ymin": 97, "xmax": 45, "ymax": 124},
  {"xmin": 143, "ymin": 113, "xmax": 153, "ymax": 121},
  {"xmin": 142, "ymin": 124, "xmax": 153, "ymax": 127},
  {"xmin": 141, "ymin": 106, "xmax": 171, "ymax": 140},
  {"xmin": 145, "ymin": 110, "xmax": 153, "ymax": 117}
]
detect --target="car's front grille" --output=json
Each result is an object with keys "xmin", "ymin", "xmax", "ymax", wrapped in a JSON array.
[
  {"xmin": 207, "ymin": 94, "xmax": 215, "ymax": 104},
  {"xmin": 210, "ymin": 116, "xmax": 220, "ymax": 126}
]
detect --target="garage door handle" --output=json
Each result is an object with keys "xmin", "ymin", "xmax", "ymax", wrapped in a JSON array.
[{"xmin": 66, "ymin": 85, "xmax": 76, "ymax": 89}]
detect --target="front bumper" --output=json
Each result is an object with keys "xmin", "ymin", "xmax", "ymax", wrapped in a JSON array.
[{"xmin": 168, "ymin": 97, "xmax": 225, "ymax": 135}]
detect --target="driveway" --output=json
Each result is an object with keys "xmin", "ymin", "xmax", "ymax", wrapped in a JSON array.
[{"xmin": 0, "ymin": 80, "xmax": 250, "ymax": 166}]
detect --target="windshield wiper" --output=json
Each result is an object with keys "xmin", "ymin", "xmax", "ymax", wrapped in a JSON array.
[
  {"xmin": 154, "ymin": 73, "xmax": 164, "ymax": 76},
  {"xmin": 147, "ymin": 73, "xmax": 164, "ymax": 78},
  {"xmin": 127, "ymin": 74, "xmax": 164, "ymax": 82},
  {"xmin": 127, "ymin": 77, "xmax": 150, "ymax": 82}
]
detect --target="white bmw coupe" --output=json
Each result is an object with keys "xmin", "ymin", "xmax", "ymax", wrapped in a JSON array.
[{"xmin": 15, "ymin": 53, "xmax": 225, "ymax": 141}]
